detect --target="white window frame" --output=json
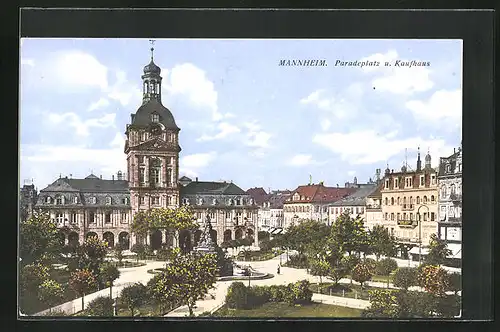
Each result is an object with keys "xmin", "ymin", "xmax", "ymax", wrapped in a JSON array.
[
  {"xmin": 394, "ymin": 178, "xmax": 399, "ymax": 189},
  {"xmin": 151, "ymin": 113, "xmax": 159, "ymax": 123},
  {"xmin": 56, "ymin": 213, "xmax": 64, "ymax": 224},
  {"xmin": 420, "ymin": 175, "xmax": 425, "ymax": 187}
]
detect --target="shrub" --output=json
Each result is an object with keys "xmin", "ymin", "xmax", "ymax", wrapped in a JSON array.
[
  {"xmin": 291, "ymin": 280, "xmax": 313, "ymax": 305},
  {"xmin": 364, "ymin": 258, "xmax": 377, "ymax": 274},
  {"xmin": 130, "ymin": 243, "xmax": 152, "ymax": 260},
  {"xmin": 287, "ymin": 254, "xmax": 309, "ymax": 269},
  {"xmin": 447, "ymin": 272, "xmax": 461, "ymax": 295},
  {"xmin": 376, "ymin": 258, "xmax": 398, "ymax": 287},
  {"xmin": 226, "ymin": 282, "xmax": 249, "ymax": 309},
  {"xmin": 120, "ymin": 282, "xmax": 148, "ymax": 316},
  {"xmin": 352, "ymin": 262, "xmax": 373, "ymax": 289},
  {"xmin": 268, "ymin": 285, "xmax": 287, "ymax": 302},
  {"xmin": 41, "ymin": 309, "xmax": 68, "ymax": 316},
  {"xmin": 393, "ymin": 267, "xmax": 418, "ymax": 291},
  {"xmin": 417, "ymin": 265, "xmax": 449, "ymax": 296},
  {"xmin": 86, "ymin": 296, "xmax": 114, "ymax": 317},
  {"xmin": 248, "ymin": 286, "xmax": 270, "ymax": 307},
  {"xmin": 156, "ymin": 247, "xmax": 173, "ymax": 261}
]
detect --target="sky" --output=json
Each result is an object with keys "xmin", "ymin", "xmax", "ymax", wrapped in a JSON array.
[{"xmin": 19, "ymin": 38, "xmax": 462, "ymax": 192}]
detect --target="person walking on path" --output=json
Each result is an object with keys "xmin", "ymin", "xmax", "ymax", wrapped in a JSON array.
[{"xmin": 277, "ymin": 264, "xmax": 281, "ymax": 275}]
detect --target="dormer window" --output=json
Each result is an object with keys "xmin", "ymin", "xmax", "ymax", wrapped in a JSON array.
[
  {"xmin": 227, "ymin": 199, "xmax": 233, "ymax": 206},
  {"xmin": 394, "ymin": 178, "xmax": 399, "ymax": 188},
  {"xmin": 105, "ymin": 196, "xmax": 112, "ymax": 205},
  {"xmin": 122, "ymin": 197, "xmax": 130, "ymax": 205},
  {"xmin": 212, "ymin": 198, "xmax": 217, "ymax": 205},
  {"xmin": 90, "ymin": 196, "xmax": 97, "ymax": 204},
  {"xmin": 182, "ymin": 198, "xmax": 190, "ymax": 206},
  {"xmin": 46, "ymin": 196, "xmax": 52, "ymax": 204},
  {"xmin": 56, "ymin": 196, "xmax": 64, "ymax": 205},
  {"xmin": 151, "ymin": 113, "xmax": 159, "ymax": 123},
  {"xmin": 446, "ymin": 164, "xmax": 451, "ymax": 173},
  {"xmin": 197, "ymin": 198, "xmax": 203, "ymax": 205},
  {"xmin": 73, "ymin": 196, "xmax": 79, "ymax": 204},
  {"xmin": 236, "ymin": 197, "xmax": 242, "ymax": 206},
  {"xmin": 385, "ymin": 179, "xmax": 389, "ymax": 189}
]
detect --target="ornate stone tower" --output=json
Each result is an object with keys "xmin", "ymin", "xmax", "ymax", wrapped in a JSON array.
[{"xmin": 125, "ymin": 42, "xmax": 181, "ymax": 218}]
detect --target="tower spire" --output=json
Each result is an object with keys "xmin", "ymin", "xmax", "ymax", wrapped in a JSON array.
[
  {"xmin": 149, "ymin": 39, "xmax": 155, "ymax": 61},
  {"xmin": 416, "ymin": 146, "xmax": 422, "ymax": 171}
]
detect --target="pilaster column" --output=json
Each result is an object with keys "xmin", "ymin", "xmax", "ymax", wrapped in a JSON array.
[
  {"xmin": 163, "ymin": 156, "xmax": 168, "ymax": 187},
  {"xmin": 144, "ymin": 157, "xmax": 150, "ymax": 186}
]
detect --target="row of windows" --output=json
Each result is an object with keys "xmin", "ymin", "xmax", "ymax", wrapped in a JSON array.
[
  {"xmin": 332, "ymin": 207, "xmax": 365, "ymax": 215},
  {"xmin": 383, "ymin": 212, "xmax": 435, "ymax": 222},
  {"xmin": 139, "ymin": 195, "xmax": 175, "ymax": 205},
  {"xmin": 385, "ymin": 174, "xmax": 437, "ymax": 189},
  {"xmin": 194, "ymin": 211, "xmax": 253, "ymax": 220},
  {"xmin": 54, "ymin": 212, "xmax": 128, "ymax": 224},
  {"xmin": 182, "ymin": 197, "xmax": 253, "ymax": 206},
  {"xmin": 45, "ymin": 196, "xmax": 130, "ymax": 205},
  {"xmin": 139, "ymin": 131, "xmax": 176, "ymax": 142},
  {"xmin": 383, "ymin": 195, "xmax": 435, "ymax": 206},
  {"xmin": 440, "ymin": 184, "xmax": 461, "ymax": 198}
]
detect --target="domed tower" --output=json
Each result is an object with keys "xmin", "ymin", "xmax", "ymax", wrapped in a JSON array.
[
  {"xmin": 125, "ymin": 41, "xmax": 181, "ymax": 215},
  {"xmin": 384, "ymin": 163, "xmax": 391, "ymax": 176}
]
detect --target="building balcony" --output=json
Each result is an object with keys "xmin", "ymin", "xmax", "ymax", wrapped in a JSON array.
[
  {"xmin": 397, "ymin": 219, "xmax": 418, "ymax": 228},
  {"xmin": 401, "ymin": 204, "xmax": 415, "ymax": 211},
  {"xmin": 366, "ymin": 205, "xmax": 381, "ymax": 211},
  {"xmin": 395, "ymin": 237, "xmax": 420, "ymax": 244}
]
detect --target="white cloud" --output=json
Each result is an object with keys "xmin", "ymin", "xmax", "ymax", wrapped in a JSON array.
[
  {"xmin": 300, "ymin": 89, "xmax": 325, "ymax": 104},
  {"xmin": 110, "ymin": 132, "xmax": 125, "ymax": 148},
  {"xmin": 362, "ymin": 50, "xmax": 434, "ymax": 95},
  {"xmin": 53, "ymin": 50, "xmax": 109, "ymax": 90},
  {"xmin": 105, "ymin": 70, "xmax": 142, "ymax": 107},
  {"xmin": 288, "ymin": 154, "xmax": 323, "ymax": 167},
  {"xmin": 405, "ymin": 89, "xmax": 462, "ymax": 123},
  {"xmin": 88, "ymin": 97, "xmax": 110, "ymax": 112},
  {"xmin": 46, "ymin": 112, "xmax": 116, "ymax": 136},
  {"xmin": 312, "ymin": 130, "xmax": 454, "ymax": 167},
  {"xmin": 347, "ymin": 170, "xmax": 356, "ymax": 177},
  {"xmin": 320, "ymin": 119, "xmax": 331, "ymax": 131},
  {"xmin": 197, "ymin": 122, "xmax": 241, "ymax": 142},
  {"xmin": 21, "ymin": 58, "xmax": 35, "ymax": 67},
  {"xmin": 165, "ymin": 63, "xmax": 222, "ymax": 121},
  {"xmin": 247, "ymin": 131, "xmax": 271, "ymax": 148},
  {"xmin": 180, "ymin": 168, "xmax": 199, "ymax": 179},
  {"xmin": 180, "ymin": 152, "xmax": 217, "ymax": 168},
  {"xmin": 300, "ymin": 89, "xmax": 358, "ymax": 120}
]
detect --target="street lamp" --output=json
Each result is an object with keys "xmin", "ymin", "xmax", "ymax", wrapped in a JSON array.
[{"xmin": 417, "ymin": 204, "xmax": 429, "ymax": 265}]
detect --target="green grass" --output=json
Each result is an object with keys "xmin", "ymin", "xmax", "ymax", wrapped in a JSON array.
[
  {"xmin": 74, "ymin": 297, "xmax": 178, "ymax": 317},
  {"xmin": 309, "ymin": 283, "xmax": 379, "ymax": 301},
  {"xmin": 212, "ymin": 302, "xmax": 363, "ymax": 318},
  {"xmin": 344, "ymin": 274, "xmax": 393, "ymax": 283}
]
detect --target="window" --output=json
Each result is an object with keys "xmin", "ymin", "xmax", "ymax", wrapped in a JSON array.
[
  {"xmin": 73, "ymin": 196, "xmax": 79, "ymax": 204},
  {"xmin": 56, "ymin": 213, "xmax": 64, "ymax": 224},
  {"xmin": 423, "ymin": 196, "xmax": 427, "ymax": 204},
  {"xmin": 197, "ymin": 198, "xmax": 203, "ymax": 205},
  {"xmin": 441, "ymin": 185, "xmax": 447, "ymax": 198},
  {"xmin": 151, "ymin": 113, "xmax": 159, "ymax": 123},
  {"xmin": 90, "ymin": 196, "xmax": 97, "ymax": 204},
  {"xmin": 139, "ymin": 168, "xmax": 145, "ymax": 184},
  {"xmin": 450, "ymin": 184, "xmax": 456, "ymax": 195},
  {"xmin": 182, "ymin": 198, "xmax": 189, "ymax": 205},
  {"xmin": 56, "ymin": 196, "xmax": 64, "ymax": 205},
  {"xmin": 150, "ymin": 168, "xmax": 160, "ymax": 186},
  {"xmin": 236, "ymin": 198, "xmax": 242, "ymax": 206},
  {"xmin": 391, "ymin": 197, "xmax": 394, "ymax": 205},
  {"xmin": 410, "ymin": 213, "xmax": 413, "ymax": 220},
  {"xmin": 397, "ymin": 197, "xmax": 400, "ymax": 205},
  {"xmin": 385, "ymin": 179, "xmax": 389, "ymax": 189},
  {"xmin": 89, "ymin": 212, "xmax": 95, "ymax": 223},
  {"xmin": 142, "ymin": 132, "xmax": 148, "ymax": 141},
  {"xmin": 391, "ymin": 213, "xmax": 394, "ymax": 221},
  {"xmin": 446, "ymin": 165, "xmax": 451, "ymax": 173},
  {"xmin": 384, "ymin": 198, "xmax": 388, "ymax": 205},
  {"xmin": 226, "ymin": 211, "xmax": 231, "ymax": 219},
  {"xmin": 210, "ymin": 212, "xmax": 215, "ymax": 219},
  {"xmin": 385, "ymin": 213, "xmax": 388, "ymax": 220},
  {"xmin": 423, "ymin": 213, "xmax": 428, "ymax": 221},
  {"xmin": 431, "ymin": 195, "xmax": 435, "ymax": 203},
  {"xmin": 212, "ymin": 198, "xmax": 217, "ymax": 205},
  {"xmin": 420, "ymin": 175, "xmax": 425, "ymax": 186},
  {"xmin": 106, "ymin": 196, "xmax": 112, "ymax": 205},
  {"xmin": 431, "ymin": 212, "xmax": 435, "ymax": 221},
  {"xmin": 122, "ymin": 197, "xmax": 130, "ymax": 205},
  {"xmin": 46, "ymin": 196, "xmax": 52, "ymax": 203},
  {"xmin": 140, "ymin": 196, "xmax": 145, "ymax": 205},
  {"xmin": 403, "ymin": 213, "xmax": 407, "ymax": 220},
  {"xmin": 227, "ymin": 198, "xmax": 233, "ymax": 206},
  {"xmin": 105, "ymin": 213, "xmax": 111, "ymax": 223},
  {"xmin": 152, "ymin": 196, "xmax": 160, "ymax": 205},
  {"xmin": 431, "ymin": 175, "xmax": 436, "ymax": 185},
  {"xmin": 458, "ymin": 164, "xmax": 462, "ymax": 172},
  {"xmin": 394, "ymin": 178, "xmax": 399, "ymax": 188},
  {"xmin": 405, "ymin": 177, "xmax": 413, "ymax": 188},
  {"xmin": 121, "ymin": 212, "xmax": 127, "ymax": 223},
  {"xmin": 397, "ymin": 212, "xmax": 400, "ymax": 221},
  {"xmin": 70, "ymin": 213, "xmax": 77, "ymax": 223},
  {"xmin": 416, "ymin": 196, "xmax": 420, "ymax": 204},
  {"xmin": 169, "ymin": 133, "xmax": 174, "ymax": 142}
]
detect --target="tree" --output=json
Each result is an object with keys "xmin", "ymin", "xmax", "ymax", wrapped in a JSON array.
[
  {"xmin": 99, "ymin": 262, "xmax": 120, "ymax": 298},
  {"xmin": 309, "ymin": 259, "xmax": 330, "ymax": 289},
  {"xmin": 396, "ymin": 290, "xmax": 436, "ymax": 318},
  {"xmin": 258, "ymin": 231, "xmax": 270, "ymax": 242},
  {"xmin": 71, "ymin": 237, "xmax": 109, "ymax": 279},
  {"xmin": 392, "ymin": 267, "xmax": 418, "ymax": 291},
  {"xmin": 120, "ymin": 283, "xmax": 148, "ymax": 316},
  {"xmin": 38, "ymin": 279, "xmax": 64, "ymax": 313},
  {"xmin": 283, "ymin": 220, "xmax": 330, "ymax": 256},
  {"xmin": 114, "ymin": 246, "xmax": 124, "ymax": 267},
  {"xmin": 329, "ymin": 211, "xmax": 368, "ymax": 256},
  {"xmin": 362, "ymin": 289, "xmax": 399, "ymax": 318},
  {"xmin": 19, "ymin": 211, "xmax": 62, "ymax": 266},
  {"xmin": 376, "ymin": 258, "xmax": 398, "ymax": 288},
  {"xmin": 131, "ymin": 206, "xmax": 199, "ymax": 245},
  {"xmin": 86, "ymin": 296, "xmax": 114, "ymax": 317},
  {"xmin": 161, "ymin": 251, "xmax": 218, "ymax": 316},
  {"xmin": 369, "ymin": 225, "xmax": 397, "ymax": 260},
  {"xmin": 425, "ymin": 234, "xmax": 452, "ymax": 266},
  {"xmin": 417, "ymin": 265, "xmax": 449, "ymax": 297},
  {"xmin": 19, "ymin": 263, "xmax": 50, "ymax": 295},
  {"xmin": 342, "ymin": 254, "xmax": 361, "ymax": 285},
  {"xmin": 69, "ymin": 269, "xmax": 98, "ymax": 311},
  {"xmin": 352, "ymin": 262, "xmax": 373, "ymax": 289},
  {"xmin": 147, "ymin": 273, "xmax": 177, "ymax": 314}
]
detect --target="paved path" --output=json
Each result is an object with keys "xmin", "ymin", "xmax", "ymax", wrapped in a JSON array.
[
  {"xmin": 34, "ymin": 260, "xmax": 166, "ymax": 316},
  {"xmin": 312, "ymin": 293, "xmax": 369, "ymax": 310}
]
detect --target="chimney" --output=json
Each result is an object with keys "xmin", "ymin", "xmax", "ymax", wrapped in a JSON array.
[
  {"xmin": 196, "ymin": 177, "xmax": 198, "ymax": 182},
  {"xmin": 100, "ymin": 175, "xmax": 102, "ymax": 179},
  {"xmin": 112, "ymin": 175, "xmax": 115, "ymax": 181},
  {"xmin": 454, "ymin": 148, "xmax": 456, "ymax": 154}
]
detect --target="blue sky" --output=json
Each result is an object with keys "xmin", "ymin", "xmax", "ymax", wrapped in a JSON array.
[{"xmin": 20, "ymin": 38, "xmax": 462, "ymax": 192}]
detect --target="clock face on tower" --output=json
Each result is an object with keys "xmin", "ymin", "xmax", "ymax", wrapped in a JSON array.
[{"xmin": 149, "ymin": 124, "xmax": 162, "ymax": 136}]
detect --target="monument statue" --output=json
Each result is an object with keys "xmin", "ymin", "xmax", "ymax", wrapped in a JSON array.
[{"xmin": 194, "ymin": 211, "xmax": 216, "ymax": 254}]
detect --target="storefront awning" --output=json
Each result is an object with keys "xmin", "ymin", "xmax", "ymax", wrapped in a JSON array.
[{"xmin": 270, "ymin": 228, "xmax": 283, "ymax": 235}]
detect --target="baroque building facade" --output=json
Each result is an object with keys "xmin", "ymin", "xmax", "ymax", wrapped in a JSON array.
[
  {"xmin": 364, "ymin": 183, "xmax": 384, "ymax": 231},
  {"xmin": 437, "ymin": 146, "xmax": 462, "ymax": 262},
  {"xmin": 246, "ymin": 187, "xmax": 271, "ymax": 231},
  {"xmin": 328, "ymin": 184, "xmax": 378, "ymax": 227},
  {"xmin": 380, "ymin": 149, "xmax": 439, "ymax": 254}
]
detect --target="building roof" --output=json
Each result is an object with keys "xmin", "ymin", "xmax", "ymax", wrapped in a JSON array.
[
  {"xmin": 438, "ymin": 149, "xmax": 462, "ymax": 177},
  {"xmin": 40, "ymin": 175, "xmax": 129, "ymax": 193},
  {"xmin": 179, "ymin": 176, "xmax": 192, "ymax": 182},
  {"xmin": 130, "ymin": 99, "xmax": 179, "ymax": 130},
  {"xmin": 285, "ymin": 183, "xmax": 356, "ymax": 204},
  {"xmin": 269, "ymin": 191, "xmax": 292, "ymax": 209},
  {"xmin": 180, "ymin": 181, "xmax": 248, "ymax": 196},
  {"xmin": 330, "ymin": 185, "xmax": 378, "ymax": 207},
  {"xmin": 246, "ymin": 187, "xmax": 269, "ymax": 205},
  {"xmin": 367, "ymin": 182, "xmax": 383, "ymax": 198}
]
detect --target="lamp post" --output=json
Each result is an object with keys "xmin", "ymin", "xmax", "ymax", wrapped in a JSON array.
[{"xmin": 417, "ymin": 204, "xmax": 429, "ymax": 265}]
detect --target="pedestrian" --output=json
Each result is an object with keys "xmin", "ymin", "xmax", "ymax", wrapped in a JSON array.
[{"xmin": 277, "ymin": 264, "xmax": 281, "ymax": 275}]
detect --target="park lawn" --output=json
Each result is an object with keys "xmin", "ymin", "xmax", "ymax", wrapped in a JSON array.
[
  {"xmin": 213, "ymin": 302, "xmax": 362, "ymax": 318},
  {"xmin": 309, "ymin": 282, "xmax": 380, "ymax": 301},
  {"xmin": 344, "ymin": 274, "xmax": 393, "ymax": 284}
]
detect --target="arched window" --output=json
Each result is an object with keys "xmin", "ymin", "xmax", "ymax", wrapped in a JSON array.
[
  {"xmin": 403, "ymin": 197, "xmax": 407, "ymax": 205},
  {"xmin": 197, "ymin": 198, "xmax": 203, "ymax": 205},
  {"xmin": 212, "ymin": 198, "xmax": 217, "ymax": 205},
  {"xmin": 409, "ymin": 196, "xmax": 413, "ymax": 204},
  {"xmin": 46, "ymin": 196, "xmax": 52, "ymax": 204},
  {"xmin": 423, "ymin": 196, "xmax": 428, "ymax": 204},
  {"xmin": 73, "ymin": 196, "xmax": 79, "ymax": 204},
  {"xmin": 450, "ymin": 184, "xmax": 456, "ymax": 194},
  {"xmin": 236, "ymin": 197, "xmax": 242, "ymax": 205},
  {"xmin": 441, "ymin": 185, "xmax": 447, "ymax": 198},
  {"xmin": 90, "ymin": 196, "xmax": 97, "ymax": 204},
  {"xmin": 384, "ymin": 198, "xmax": 388, "ymax": 205},
  {"xmin": 56, "ymin": 195, "xmax": 64, "ymax": 205},
  {"xmin": 105, "ymin": 196, "xmax": 112, "ymax": 205},
  {"xmin": 416, "ymin": 196, "xmax": 420, "ymax": 204},
  {"xmin": 431, "ymin": 195, "xmax": 435, "ymax": 203},
  {"xmin": 391, "ymin": 197, "xmax": 394, "ymax": 205}
]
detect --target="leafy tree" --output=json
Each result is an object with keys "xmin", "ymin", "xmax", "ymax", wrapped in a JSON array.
[
  {"xmin": 69, "ymin": 269, "xmax": 98, "ymax": 311},
  {"xmin": 19, "ymin": 212, "xmax": 61, "ymax": 266},
  {"xmin": 364, "ymin": 257, "xmax": 377, "ymax": 274},
  {"xmin": 38, "ymin": 279, "xmax": 64, "ymax": 313},
  {"xmin": 425, "ymin": 234, "xmax": 452, "ymax": 266},
  {"xmin": 131, "ymin": 206, "xmax": 199, "ymax": 245},
  {"xmin": 120, "ymin": 283, "xmax": 148, "ymax": 316},
  {"xmin": 447, "ymin": 272, "xmax": 461, "ymax": 295},
  {"xmin": 417, "ymin": 265, "xmax": 449, "ymax": 297},
  {"xmin": 329, "ymin": 211, "xmax": 368, "ymax": 256},
  {"xmin": 147, "ymin": 273, "xmax": 176, "ymax": 313},
  {"xmin": 164, "ymin": 251, "xmax": 218, "ymax": 316},
  {"xmin": 226, "ymin": 282, "xmax": 249, "ymax": 309},
  {"xmin": 376, "ymin": 258, "xmax": 398, "ymax": 288},
  {"xmin": 70, "ymin": 237, "xmax": 109, "ymax": 279},
  {"xmin": 258, "ymin": 231, "xmax": 270, "ymax": 242},
  {"xmin": 99, "ymin": 262, "xmax": 120, "ymax": 298},
  {"xmin": 362, "ymin": 289, "xmax": 399, "ymax": 318},
  {"xmin": 342, "ymin": 254, "xmax": 361, "ymax": 285},
  {"xmin": 283, "ymin": 220, "xmax": 330, "ymax": 256},
  {"xmin": 369, "ymin": 225, "xmax": 397, "ymax": 260},
  {"xmin": 352, "ymin": 262, "xmax": 373, "ymax": 289},
  {"xmin": 396, "ymin": 290, "xmax": 436, "ymax": 318},
  {"xmin": 19, "ymin": 263, "xmax": 50, "ymax": 295},
  {"xmin": 392, "ymin": 267, "xmax": 418, "ymax": 291},
  {"xmin": 114, "ymin": 246, "xmax": 124, "ymax": 266},
  {"xmin": 86, "ymin": 296, "xmax": 114, "ymax": 317},
  {"xmin": 309, "ymin": 259, "xmax": 330, "ymax": 288}
]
